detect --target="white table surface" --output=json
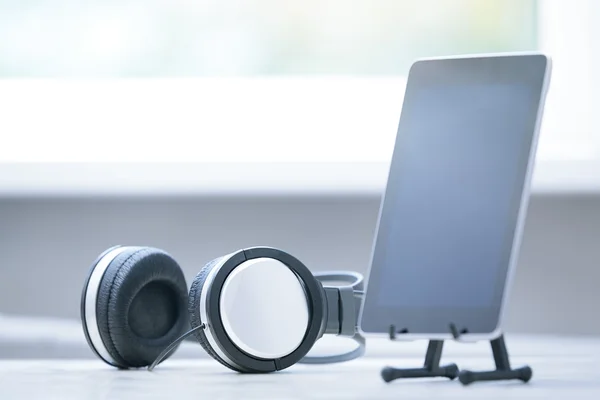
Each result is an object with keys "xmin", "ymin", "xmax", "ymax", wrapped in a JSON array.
[{"xmin": 1, "ymin": 335, "xmax": 599, "ymax": 399}]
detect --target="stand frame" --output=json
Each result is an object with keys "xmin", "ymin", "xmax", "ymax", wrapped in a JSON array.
[{"xmin": 381, "ymin": 324, "xmax": 532, "ymax": 386}]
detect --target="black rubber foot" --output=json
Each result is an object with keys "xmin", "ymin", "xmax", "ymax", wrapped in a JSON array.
[
  {"xmin": 458, "ymin": 366, "xmax": 532, "ymax": 385},
  {"xmin": 381, "ymin": 363, "xmax": 459, "ymax": 383}
]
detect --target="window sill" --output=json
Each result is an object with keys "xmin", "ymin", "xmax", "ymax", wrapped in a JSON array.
[{"xmin": 0, "ymin": 160, "xmax": 597, "ymax": 197}]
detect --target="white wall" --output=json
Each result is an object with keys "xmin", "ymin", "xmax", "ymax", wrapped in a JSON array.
[{"xmin": 1, "ymin": 192, "xmax": 599, "ymax": 335}]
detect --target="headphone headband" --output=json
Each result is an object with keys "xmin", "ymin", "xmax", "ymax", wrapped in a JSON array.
[{"xmin": 313, "ymin": 271, "xmax": 364, "ymax": 291}]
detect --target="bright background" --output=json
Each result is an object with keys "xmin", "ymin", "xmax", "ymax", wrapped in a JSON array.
[{"xmin": 0, "ymin": 0, "xmax": 596, "ymax": 195}]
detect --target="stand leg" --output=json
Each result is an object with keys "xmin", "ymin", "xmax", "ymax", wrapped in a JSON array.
[
  {"xmin": 458, "ymin": 334, "xmax": 532, "ymax": 385},
  {"xmin": 381, "ymin": 340, "xmax": 459, "ymax": 383}
]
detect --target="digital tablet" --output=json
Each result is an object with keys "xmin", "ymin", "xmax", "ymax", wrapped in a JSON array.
[{"xmin": 359, "ymin": 53, "xmax": 552, "ymax": 340}]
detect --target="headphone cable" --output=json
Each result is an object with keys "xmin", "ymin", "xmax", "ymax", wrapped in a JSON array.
[{"xmin": 148, "ymin": 323, "xmax": 206, "ymax": 371}]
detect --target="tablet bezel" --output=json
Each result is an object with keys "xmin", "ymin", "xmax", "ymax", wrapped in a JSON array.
[{"xmin": 359, "ymin": 52, "xmax": 552, "ymax": 340}]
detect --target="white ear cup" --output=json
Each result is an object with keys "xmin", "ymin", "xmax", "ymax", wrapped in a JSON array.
[
  {"xmin": 193, "ymin": 247, "xmax": 326, "ymax": 373},
  {"xmin": 217, "ymin": 257, "xmax": 310, "ymax": 359}
]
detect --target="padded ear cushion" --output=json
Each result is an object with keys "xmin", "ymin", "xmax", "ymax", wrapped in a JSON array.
[
  {"xmin": 96, "ymin": 246, "xmax": 189, "ymax": 368},
  {"xmin": 188, "ymin": 256, "xmax": 244, "ymax": 372}
]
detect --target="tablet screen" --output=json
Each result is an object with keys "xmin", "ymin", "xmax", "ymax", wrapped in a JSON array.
[
  {"xmin": 360, "ymin": 54, "xmax": 550, "ymax": 335},
  {"xmin": 378, "ymin": 83, "xmax": 531, "ymax": 308}
]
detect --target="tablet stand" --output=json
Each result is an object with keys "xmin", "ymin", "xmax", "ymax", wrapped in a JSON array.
[
  {"xmin": 380, "ymin": 324, "xmax": 532, "ymax": 386},
  {"xmin": 381, "ymin": 325, "xmax": 459, "ymax": 383}
]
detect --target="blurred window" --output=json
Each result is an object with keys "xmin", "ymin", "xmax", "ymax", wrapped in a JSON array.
[
  {"xmin": 0, "ymin": 0, "xmax": 536, "ymax": 77},
  {"xmin": 0, "ymin": 0, "xmax": 595, "ymax": 167}
]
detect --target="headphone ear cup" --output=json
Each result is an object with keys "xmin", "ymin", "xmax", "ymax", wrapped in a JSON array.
[
  {"xmin": 188, "ymin": 256, "xmax": 244, "ymax": 372},
  {"xmin": 88, "ymin": 246, "xmax": 189, "ymax": 368}
]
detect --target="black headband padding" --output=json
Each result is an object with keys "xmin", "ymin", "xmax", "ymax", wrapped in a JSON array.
[{"xmin": 96, "ymin": 247, "xmax": 189, "ymax": 368}]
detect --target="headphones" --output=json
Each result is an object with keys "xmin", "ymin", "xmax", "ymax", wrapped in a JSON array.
[{"xmin": 80, "ymin": 245, "xmax": 366, "ymax": 372}]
